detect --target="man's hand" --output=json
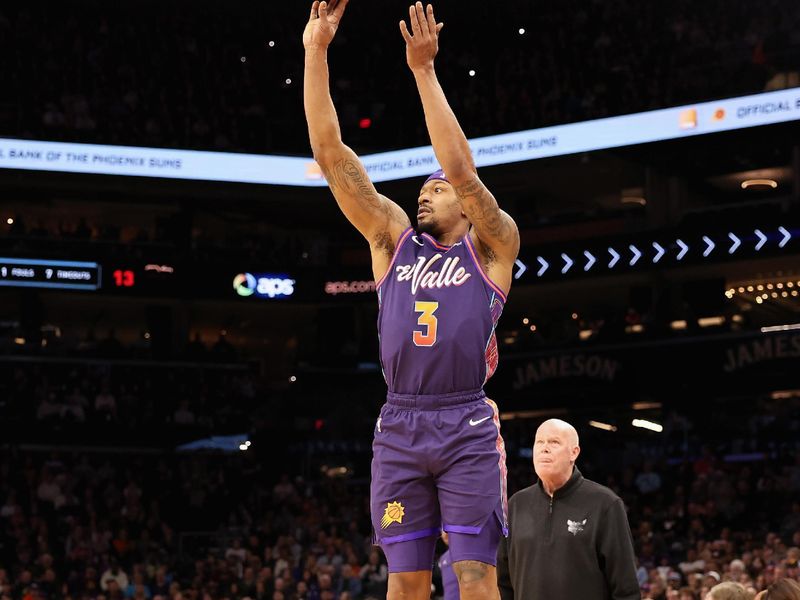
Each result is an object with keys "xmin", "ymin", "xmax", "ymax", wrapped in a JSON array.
[
  {"xmin": 400, "ymin": 2, "xmax": 444, "ymax": 72},
  {"xmin": 303, "ymin": 0, "xmax": 349, "ymax": 51}
]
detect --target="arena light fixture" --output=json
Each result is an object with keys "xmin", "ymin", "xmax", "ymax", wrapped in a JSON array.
[
  {"xmin": 632, "ymin": 402, "xmax": 662, "ymax": 410},
  {"xmin": 741, "ymin": 179, "xmax": 778, "ymax": 189},
  {"xmin": 760, "ymin": 323, "xmax": 800, "ymax": 333},
  {"xmin": 5, "ymin": 218, "xmax": 12, "ymax": 225},
  {"xmin": 589, "ymin": 420, "xmax": 617, "ymax": 432},
  {"xmin": 621, "ymin": 196, "xmax": 647, "ymax": 206},
  {"xmin": 698, "ymin": 316, "xmax": 725, "ymax": 327},
  {"xmin": 632, "ymin": 419, "xmax": 663, "ymax": 433},
  {"xmin": 670, "ymin": 320, "xmax": 688, "ymax": 330},
  {"xmin": 500, "ymin": 408, "xmax": 568, "ymax": 421}
]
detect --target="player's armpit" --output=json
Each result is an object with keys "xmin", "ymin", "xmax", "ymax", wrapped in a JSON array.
[{"xmin": 453, "ymin": 175, "xmax": 519, "ymax": 261}]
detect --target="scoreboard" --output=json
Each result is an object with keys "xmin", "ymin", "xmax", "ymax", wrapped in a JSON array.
[{"xmin": 0, "ymin": 258, "xmax": 100, "ymax": 291}]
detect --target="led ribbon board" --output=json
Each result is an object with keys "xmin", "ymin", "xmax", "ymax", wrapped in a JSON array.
[
  {"xmin": 0, "ymin": 258, "xmax": 101, "ymax": 290},
  {"xmin": 1, "ymin": 88, "xmax": 799, "ymax": 185},
  {"xmin": 520, "ymin": 224, "xmax": 797, "ymax": 282}
]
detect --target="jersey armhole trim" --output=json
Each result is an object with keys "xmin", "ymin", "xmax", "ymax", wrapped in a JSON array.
[{"xmin": 465, "ymin": 234, "xmax": 508, "ymax": 304}]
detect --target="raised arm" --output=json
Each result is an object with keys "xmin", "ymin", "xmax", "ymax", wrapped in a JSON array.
[
  {"xmin": 400, "ymin": 3, "xmax": 519, "ymax": 265},
  {"xmin": 303, "ymin": 1, "xmax": 409, "ymax": 275}
]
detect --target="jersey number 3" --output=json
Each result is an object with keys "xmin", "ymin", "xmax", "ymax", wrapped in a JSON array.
[{"xmin": 413, "ymin": 301, "xmax": 439, "ymax": 347}]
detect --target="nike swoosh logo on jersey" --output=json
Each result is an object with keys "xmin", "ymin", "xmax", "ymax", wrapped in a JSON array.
[{"xmin": 469, "ymin": 416, "xmax": 492, "ymax": 426}]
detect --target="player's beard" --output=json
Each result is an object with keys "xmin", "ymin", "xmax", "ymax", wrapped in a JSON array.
[{"xmin": 417, "ymin": 217, "xmax": 438, "ymax": 236}]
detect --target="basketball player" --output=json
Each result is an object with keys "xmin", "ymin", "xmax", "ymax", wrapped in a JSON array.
[{"xmin": 303, "ymin": 2, "xmax": 519, "ymax": 599}]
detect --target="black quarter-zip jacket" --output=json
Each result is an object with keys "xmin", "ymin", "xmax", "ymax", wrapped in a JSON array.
[{"xmin": 497, "ymin": 467, "xmax": 640, "ymax": 600}]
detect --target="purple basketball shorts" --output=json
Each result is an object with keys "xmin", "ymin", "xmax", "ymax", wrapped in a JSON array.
[{"xmin": 370, "ymin": 388, "xmax": 508, "ymax": 573}]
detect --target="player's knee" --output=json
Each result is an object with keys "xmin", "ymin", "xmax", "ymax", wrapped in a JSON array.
[
  {"xmin": 457, "ymin": 578, "xmax": 495, "ymax": 599},
  {"xmin": 453, "ymin": 561, "xmax": 498, "ymax": 600},
  {"xmin": 388, "ymin": 571, "xmax": 431, "ymax": 599}
]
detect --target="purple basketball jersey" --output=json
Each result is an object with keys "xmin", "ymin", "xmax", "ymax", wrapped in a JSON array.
[{"xmin": 376, "ymin": 228, "xmax": 506, "ymax": 396}]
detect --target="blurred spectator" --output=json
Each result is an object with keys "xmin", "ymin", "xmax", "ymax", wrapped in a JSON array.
[
  {"xmin": 755, "ymin": 579, "xmax": 800, "ymax": 600},
  {"xmin": 706, "ymin": 582, "xmax": 752, "ymax": 600}
]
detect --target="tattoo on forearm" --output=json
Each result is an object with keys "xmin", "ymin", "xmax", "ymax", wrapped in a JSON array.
[
  {"xmin": 323, "ymin": 159, "xmax": 382, "ymax": 210},
  {"xmin": 453, "ymin": 561, "xmax": 489, "ymax": 584},
  {"xmin": 321, "ymin": 158, "xmax": 404, "ymax": 257},
  {"xmin": 455, "ymin": 177, "xmax": 512, "ymax": 243}
]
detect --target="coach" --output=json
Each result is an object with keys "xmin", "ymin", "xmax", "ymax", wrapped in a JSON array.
[{"xmin": 497, "ymin": 419, "xmax": 640, "ymax": 600}]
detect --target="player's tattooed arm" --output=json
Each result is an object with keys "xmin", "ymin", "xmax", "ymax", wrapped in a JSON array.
[
  {"xmin": 318, "ymin": 149, "xmax": 410, "ymax": 251},
  {"xmin": 321, "ymin": 157, "xmax": 381, "ymax": 209},
  {"xmin": 304, "ymin": 0, "xmax": 408, "ymax": 249},
  {"xmin": 455, "ymin": 175, "xmax": 519, "ymax": 260},
  {"xmin": 400, "ymin": 3, "xmax": 518, "ymax": 263}
]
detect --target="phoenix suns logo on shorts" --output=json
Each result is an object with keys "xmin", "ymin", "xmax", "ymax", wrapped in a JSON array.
[{"xmin": 381, "ymin": 501, "xmax": 405, "ymax": 529}]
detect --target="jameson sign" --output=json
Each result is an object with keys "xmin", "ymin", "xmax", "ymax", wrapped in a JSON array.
[
  {"xmin": 722, "ymin": 332, "xmax": 800, "ymax": 373},
  {"xmin": 499, "ymin": 330, "xmax": 800, "ymax": 397},
  {"xmin": 511, "ymin": 353, "xmax": 622, "ymax": 390}
]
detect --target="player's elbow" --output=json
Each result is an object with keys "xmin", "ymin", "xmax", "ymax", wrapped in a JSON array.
[
  {"xmin": 311, "ymin": 143, "xmax": 345, "ymax": 170},
  {"xmin": 444, "ymin": 161, "xmax": 477, "ymax": 183}
]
